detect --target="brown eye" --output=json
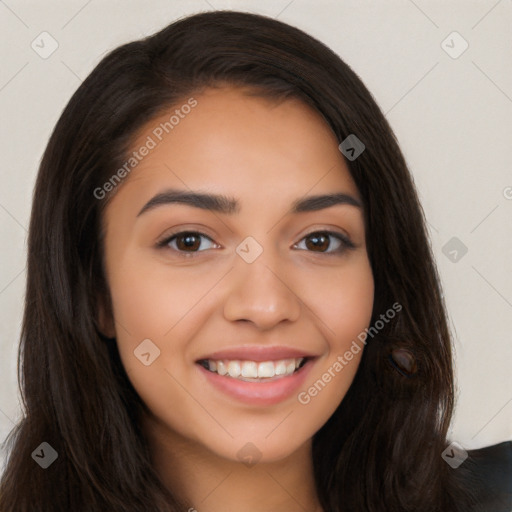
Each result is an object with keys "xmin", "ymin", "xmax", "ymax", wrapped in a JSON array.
[
  {"xmin": 175, "ymin": 233, "xmax": 201, "ymax": 251},
  {"xmin": 294, "ymin": 231, "xmax": 355, "ymax": 254},
  {"xmin": 305, "ymin": 233, "xmax": 330, "ymax": 252},
  {"xmin": 158, "ymin": 231, "xmax": 217, "ymax": 253}
]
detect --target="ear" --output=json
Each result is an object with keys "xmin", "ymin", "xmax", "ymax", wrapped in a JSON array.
[{"xmin": 95, "ymin": 291, "xmax": 116, "ymax": 339}]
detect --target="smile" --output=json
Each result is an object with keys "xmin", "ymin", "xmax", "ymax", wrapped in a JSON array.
[
  {"xmin": 198, "ymin": 357, "xmax": 307, "ymax": 381},
  {"xmin": 196, "ymin": 356, "xmax": 315, "ymax": 406}
]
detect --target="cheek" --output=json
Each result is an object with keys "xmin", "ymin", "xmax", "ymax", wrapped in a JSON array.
[
  {"xmin": 106, "ymin": 256, "xmax": 200, "ymax": 414},
  {"xmin": 292, "ymin": 256, "xmax": 374, "ymax": 425},
  {"xmin": 107, "ymin": 248, "xmax": 216, "ymax": 340},
  {"xmin": 106, "ymin": 249, "xmax": 227, "ymax": 395},
  {"xmin": 302, "ymin": 256, "xmax": 374, "ymax": 348}
]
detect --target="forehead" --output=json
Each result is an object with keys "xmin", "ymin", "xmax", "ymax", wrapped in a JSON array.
[{"xmin": 105, "ymin": 86, "xmax": 360, "ymax": 215}]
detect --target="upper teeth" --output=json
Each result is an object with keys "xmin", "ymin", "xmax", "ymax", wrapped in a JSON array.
[{"xmin": 207, "ymin": 358, "xmax": 304, "ymax": 380}]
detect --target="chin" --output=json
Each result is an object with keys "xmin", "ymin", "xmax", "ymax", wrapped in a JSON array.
[{"xmin": 206, "ymin": 432, "xmax": 312, "ymax": 467}]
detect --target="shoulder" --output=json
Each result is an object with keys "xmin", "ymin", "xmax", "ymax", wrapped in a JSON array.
[{"xmin": 457, "ymin": 441, "xmax": 512, "ymax": 511}]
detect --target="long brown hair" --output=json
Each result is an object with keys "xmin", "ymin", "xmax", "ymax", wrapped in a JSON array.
[{"xmin": 0, "ymin": 10, "xmax": 476, "ymax": 511}]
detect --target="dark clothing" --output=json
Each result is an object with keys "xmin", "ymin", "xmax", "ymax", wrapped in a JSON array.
[{"xmin": 461, "ymin": 441, "xmax": 512, "ymax": 511}]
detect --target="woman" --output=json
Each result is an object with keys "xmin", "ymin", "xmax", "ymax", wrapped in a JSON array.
[{"xmin": 0, "ymin": 10, "xmax": 480, "ymax": 511}]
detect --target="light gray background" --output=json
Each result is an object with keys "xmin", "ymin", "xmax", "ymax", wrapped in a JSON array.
[{"xmin": 1, "ymin": 0, "xmax": 511, "ymax": 469}]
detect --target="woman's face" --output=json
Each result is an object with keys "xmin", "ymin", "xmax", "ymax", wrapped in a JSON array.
[{"xmin": 101, "ymin": 86, "xmax": 374, "ymax": 464}]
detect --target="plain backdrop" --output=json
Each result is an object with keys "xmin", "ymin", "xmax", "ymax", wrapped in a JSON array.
[{"xmin": 1, "ymin": 0, "xmax": 511, "ymax": 469}]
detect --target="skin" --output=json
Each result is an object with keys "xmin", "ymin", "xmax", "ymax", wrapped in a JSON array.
[{"xmin": 100, "ymin": 86, "xmax": 374, "ymax": 512}]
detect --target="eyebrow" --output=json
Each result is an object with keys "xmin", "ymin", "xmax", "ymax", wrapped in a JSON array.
[{"xmin": 137, "ymin": 189, "xmax": 362, "ymax": 217}]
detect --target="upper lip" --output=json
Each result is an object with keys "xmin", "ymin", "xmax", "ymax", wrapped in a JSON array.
[{"xmin": 196, "ymin": 346, "xmax": 318, "ymax": 362}]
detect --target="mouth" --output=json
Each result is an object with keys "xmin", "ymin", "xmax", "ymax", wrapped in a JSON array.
[
  {"xmin": 194, "ymin": 348, "xmax": 318, "ymax": 405},
  {"xmin": 197, "ymin": 357, "xmax": 309, "ymax": 382}
]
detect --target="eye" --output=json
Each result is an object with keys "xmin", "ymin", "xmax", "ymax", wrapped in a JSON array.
[
  {"xmin": 157, "ymin": 231, "xmax": 218, "ymax": 254},
  {"xmin": 156, "ymin": 229, "xmax": 355, "ymax": 256},
  {"xmin": 293, "ymin": 231, "xmax": 355, "ymax": 254}
]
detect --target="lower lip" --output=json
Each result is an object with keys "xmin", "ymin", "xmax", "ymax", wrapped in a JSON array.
[{"xmin": 196, "ymin": 359, "xmax": 315, "ymax": 406}]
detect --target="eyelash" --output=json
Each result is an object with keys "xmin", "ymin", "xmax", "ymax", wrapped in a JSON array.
[{"xmin": 156, "ymin": 230, "xmax": 356, "ymax": 257}]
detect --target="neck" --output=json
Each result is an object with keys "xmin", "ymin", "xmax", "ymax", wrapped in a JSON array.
[{"xmin": 143, "ymin": 413, "xmax": 324, "ymax": 512}]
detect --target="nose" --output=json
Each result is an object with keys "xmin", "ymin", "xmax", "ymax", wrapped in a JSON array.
[{"xmin": 223, "ymin": 252, "xmax": 302, "ymax": 330}]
